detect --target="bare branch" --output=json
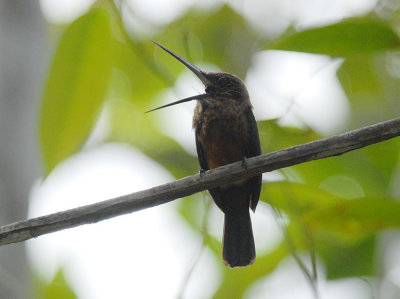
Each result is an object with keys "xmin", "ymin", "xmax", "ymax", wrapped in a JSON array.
[{"xmin": 1, "ymin": 117, "xmax": 400, "ymax": 246}]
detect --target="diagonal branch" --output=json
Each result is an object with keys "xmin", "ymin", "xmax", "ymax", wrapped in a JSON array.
[{"xmin": 1, "ymin": 117, "xmax": 400, "ymax": 246}]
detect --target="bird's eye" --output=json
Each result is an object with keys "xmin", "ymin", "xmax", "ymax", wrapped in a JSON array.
[{"xmin": 217, "ymin": 76, "xmax": 229, "ymax": 85}]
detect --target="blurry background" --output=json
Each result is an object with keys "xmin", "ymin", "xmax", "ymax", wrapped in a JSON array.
[{"xmin": 1, "ymin": 0, "xmax": 400, "ymax": 298}]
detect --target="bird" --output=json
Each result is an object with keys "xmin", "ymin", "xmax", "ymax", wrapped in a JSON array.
[{"xmin": 148, "ymin": 41, "xmax": 262, "ymax": 267}]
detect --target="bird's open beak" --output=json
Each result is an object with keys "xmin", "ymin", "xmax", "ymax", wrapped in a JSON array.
[
  {"xmin": 146, "ymin": 41, "xmax": 210, "ymax": 112},
  {"xmin": 152, "ymin": 41, "xmax": 210, "ymax": 86},
  {"xmin": 145, "ymin": 94, "xmax": 206, "ymax": 113}
]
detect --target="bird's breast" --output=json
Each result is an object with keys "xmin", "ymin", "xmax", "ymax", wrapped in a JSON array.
[{"xmin": 194, "ymin": 100, "xmax": 250, "ymax": 169}]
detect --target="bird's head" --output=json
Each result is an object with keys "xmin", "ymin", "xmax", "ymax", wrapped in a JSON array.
[{"xmin": 147, "ymin": 41, "xmax": 249, "ymax": 113}]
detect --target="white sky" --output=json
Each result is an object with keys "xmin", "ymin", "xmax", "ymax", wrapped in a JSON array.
[{"xmin": 31, "ymin": 0, "xmax": 382, "ymax": 298}]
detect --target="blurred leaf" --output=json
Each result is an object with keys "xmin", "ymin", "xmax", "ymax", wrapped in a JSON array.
[
  {"xmin": 338, "ymin": 55, "xmax": 381, "ymax": 97},
  {"xmin": 96, "ymin": 0, "xmax": 169, "ymax": 106},
  {"xmin": 264, "ymin": 182, "xmax": 400, "ymax": 237},
  {"xmin": 176, "ymin": 195, "xmax": 224, "ymax": 259},
  {"xmin": 292, "ymin": 138, "xmax": 400, "ymax": 198},
  {"xmin": 177, "ymin": 193, "xmax": 210, "ymax": 232},
  {"xmin": 362, "ymin": 138, "xmax": 400, "ymax": 188},
  {"xmin": 39, "ymin": 8, "xmax": 113, "ymax": 174},
  {"xmin": 303, "ymin": 197, "xmax": 400, "ymax": 238},
  {"xmin": 307, "ymin": 196, "xmax": 379, "ymax": 280},
  {"xmin": 153, "ymin": 4, "xmax": 258, "ymax": 78},
  {"xmin": 258, "ymin": 119, "xmax": 320, "ymax": 153},
  {"xmin": 338, "ymin": 54, "xmax": 400, "ymax": 127},
  {"xmin": 262, "ymin": 182, "xmax": 399, "ymax": 278},
  {"xmin": 317, "ymin": 235, "xmax": 376, "ymax": 279},
  {"xmin": 262, "ymin": 182, "xmax": 339, "ymax": 215},
  {"xmin": 34, "ymin": 269, "xmax": 77, "ymax": 299},
  {"xmin": 337, "ymin": 55, "xmax": 388, "ymax": 128},
  {"xmin": 270, "ymin": 17, "xmax": 400, "ymax": 57},
  {"xmin": 107, "ymin": 99, "xmax": 198, "ymax": 178},
  {"xmin": 112, "ymin": 42, "xmax": 168, "ymax": 106},
  {"xmin": 107, "ymin": 36, "xmax": 169, "ymax": 108},
  {"xmin": 87, "ymin": 3, "xmax": 200, "ymax": 178}
]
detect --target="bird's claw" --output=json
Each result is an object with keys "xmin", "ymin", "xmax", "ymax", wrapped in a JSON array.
[
  {"xmin": 199, "ymin": 168, "xmax": 206, "ymax": 177},
  {"xmin": 241, "ymin": 156, "xmax": 248, "ymax": 169}
]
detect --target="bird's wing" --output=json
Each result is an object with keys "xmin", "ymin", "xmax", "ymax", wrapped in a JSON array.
[{"xmin": 244, "ymin": 108, "xmax": 262, "ymax": 212}]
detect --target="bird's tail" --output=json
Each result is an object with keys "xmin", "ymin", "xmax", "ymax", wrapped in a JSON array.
[{"xmin": 222, "ymin": 208, "xmax": 255, "ymax": 267}]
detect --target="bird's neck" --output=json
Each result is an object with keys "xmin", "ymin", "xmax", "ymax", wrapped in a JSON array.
[{"xmin": 192, "ymin": 96, "xmax": 252, "ymax": 129}]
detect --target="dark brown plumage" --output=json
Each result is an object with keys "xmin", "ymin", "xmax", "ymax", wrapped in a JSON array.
[{"xmin": 148, "ymin": 42, "xmax": 262, "ymax": 267}]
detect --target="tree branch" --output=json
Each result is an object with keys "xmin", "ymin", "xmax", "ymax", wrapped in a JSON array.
[{"xmin": 1, "ymin": 117, "xmax": 400, "ymax": 246}]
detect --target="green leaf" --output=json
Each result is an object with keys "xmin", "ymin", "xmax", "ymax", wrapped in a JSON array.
[
  {"xmin": 108, "ymin": 38, "xmax": 169, "ymax": 108},
  {"xmin": 258, "ymin": 120, "xmax": 320, "ymax": 153},
  {"xmin": 317, "ymin": 235, "xmax": 376, "ymax": 279},
  {"xmin": 270, "ymin": 17, "xmax": 400, "ymax": 57},
  {"xmin": 262, "ymin": 182, "xmax": 390, "ymax": 278},
  {"xmin": 303, "ymin": 197, "xmax": 400, "ymax": 238},
  {"xmin": 291, "ymin": 138, "xmax": 400, "ymax": 198},
  {"xmin": 338, "ymin": 54, "xmax": 400, "ymax": 125},
  {"xmin": 153, "ymin": 4, "xmax": 258, "ymax": 78},
  {"xmin": 33, "ymin": 269, "xmax": 77, "ymax": 299},
  {"xmin": 177, "ymin": 194, "xmax": 210, "ymax": 232},
  {"xmin": 264, "ymin": 182, "xmax": 400, "ymax": 237},
  {"xmin": 305, "ymin": 196, "xmax": 380, "ymax": 279},
  {"xmin": 262, "ymin": 182, "xmax": 339, "ymax": 215},
  {"xmin": 39, "ymin": 8, "xmax": 113, "ymax": 174},
  {"xmin": 107, "ymin": 99, "xmax": 198, "ymax": 178}
]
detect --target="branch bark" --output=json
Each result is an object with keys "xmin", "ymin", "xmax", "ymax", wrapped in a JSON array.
[{"xmin": 1, "ymin": 117, "xmax": 400, "ymax": 246}]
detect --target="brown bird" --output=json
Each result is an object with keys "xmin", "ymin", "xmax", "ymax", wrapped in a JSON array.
[{"xmin": 148, "ymin": 41, "xmax": 262, "ymax": 267}]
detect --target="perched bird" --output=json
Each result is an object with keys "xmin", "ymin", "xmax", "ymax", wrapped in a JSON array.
[{"xmin": 148, "ymin": 41, "xmax": 262, "ymax": 267}]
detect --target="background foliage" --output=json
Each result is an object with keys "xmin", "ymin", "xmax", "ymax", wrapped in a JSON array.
[{"xmin": 37, "ymin": 0, "xmax": 400, "ymax": 297}]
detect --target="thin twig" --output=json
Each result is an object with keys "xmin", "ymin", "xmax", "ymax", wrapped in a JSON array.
[
  {"xmin": 0, "ymin": 117, "xmax": 400, "ymax": 246},
  {"xmin": 271, "ymin": 171, "xmax": 319, "ymax": 298},
  {"xmin": 176, "ymin": 198, "xmax": 212, "ymax": 299}
]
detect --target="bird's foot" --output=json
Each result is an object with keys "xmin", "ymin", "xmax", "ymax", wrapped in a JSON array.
[
  {"xmin": 241, "ymin": 156, "xmax": 248, "ymax": 169},
  {"xmin": 199, "ymin": 168, "xmax": 206, "ymax": 178}
]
